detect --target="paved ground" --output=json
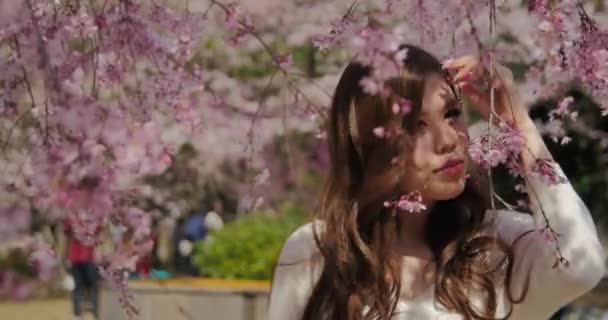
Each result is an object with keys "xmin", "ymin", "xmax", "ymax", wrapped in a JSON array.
[
  {"xmin": 0, "ymin": 296, "xmax": 606, "ymax": 320},
  {"xmin": 0, "ymin": 298, "xmax": 95, "ymax": 320}
]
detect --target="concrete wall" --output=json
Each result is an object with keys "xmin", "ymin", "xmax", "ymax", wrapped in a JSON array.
[
  {"xmin": 100, "ymin": 277, "xmax": 608, "ymax": 320},
  {"xmin": 100, "ymin": 278, "xmax": 270, "ymax": 320}
]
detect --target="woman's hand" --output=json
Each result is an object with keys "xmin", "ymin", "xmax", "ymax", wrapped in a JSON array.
[
  {"xmin": 444, "ymin": 55, "xmax": 553, "ymax": 171},
  {"xmin": 443, "ymin": 55, "xmax": 528, "ymax": 125}
]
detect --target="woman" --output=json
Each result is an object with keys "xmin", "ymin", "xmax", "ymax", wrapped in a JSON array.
[{"xmin": 268, "ymin": 45, "xmax": 606, "ymax": 319}]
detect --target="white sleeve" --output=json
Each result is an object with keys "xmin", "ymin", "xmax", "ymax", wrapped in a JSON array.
[
  {"xmin": 268, "ymin": 222, "xmax": 323, "ymax": 320},
  {"xmin": 491, "ymin": 163, "xmax": 606, "ymax": 319}
]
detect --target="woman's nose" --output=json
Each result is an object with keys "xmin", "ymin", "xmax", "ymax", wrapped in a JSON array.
[{"xmin": 433, "ymin": 124, "xmax": 457, "ymax": 154}]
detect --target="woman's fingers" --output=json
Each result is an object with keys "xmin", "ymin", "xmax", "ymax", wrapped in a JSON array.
[
  {"xmin": 460, "ymin": 77, "xmax": 515, "ymax": 123},
  {"xmin": 442, "ymin": 55, "xmax": 477, "ymax": 71},
  {"xmin": 446, "ymin": 55, "xmax": 523, "ymax": 123},
  {"xmin": 448, "ymin": 57, "xmax": 511, "ymax": 93},
  {"xmin": 445, "ymin": 55, "xmax": 513, "ymax": 85},
  {"xmin": 452, "ymin": 64, "xmax": 478, "ymax": 83},
  {"xmin": 444, "ymin": 55, "xmax": 489, "ymax": 116},
  {"xmin": 444, "ymin": 55, "xmax": 485, "ymax": 85}
]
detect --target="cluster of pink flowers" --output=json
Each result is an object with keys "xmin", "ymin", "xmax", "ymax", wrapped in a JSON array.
[
  {"xmin": 373, "ymin": 126, "xmax": 401, "ymax": 140},
  {"xmin": 550, "ymin": 96, "xmax": 577, "ymax": 120},
  {"xmin": 0, "ymin": 0, "xmax": 206, "ymax": 298},
  {"xmin": 370, "ymin": 98, "xmax": 412, "ymax": 139},
  {"xmin": 273, "ymin": 54, "xmax": 294, "ymax": 74},
  {"xmin": 222, "ymin": 3, "xmax": 255, "ymax": 46},
  {"xmin": 98, "ymin": 266, "xmax": 137, "ymax": 317},
  {"xmin": 527, "ymin": 0, "xmax": 608, "ymax": 114},
  {"xmin": 543, "ymin": 96, "xmax": 577, "ymax": 145},
  {"xmin": 531, "ymin": 158, "xmax": 567, "ymax": 185},
  {"xmin": 468, "ymin": 122, "xmax": 526, "ymax": 173},
  {"xmin": 0, "ymin": 238, "xmax": 57, "ymax": 300},
  {"xmin": 392, "ymin": 97, "xmax": 412, "ymax": 115},
  {"xmin": 312, "ymin": 6, "xmax": 359, "ymax": 51},
  {"xmin": 0, "ymin": 271, "xmax": 35, "ymax": 300},
  {"xmin": 383, "ymin": 191, "xmax": 427, "ymax": 214}
]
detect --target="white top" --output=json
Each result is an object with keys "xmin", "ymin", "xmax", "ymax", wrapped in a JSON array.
[{"xmin": 268, "ymin": 164, "xmax": 607, "ymax": 320}]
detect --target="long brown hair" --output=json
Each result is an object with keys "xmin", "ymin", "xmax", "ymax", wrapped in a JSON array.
[{"xmin": 300, "ymin": 45, "xmax": 528, "ymax": 320}]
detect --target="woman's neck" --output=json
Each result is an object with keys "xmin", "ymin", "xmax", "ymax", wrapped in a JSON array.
[{"xmin": 397, "ymin": 202, "xmax": 435, "ymax": 260}]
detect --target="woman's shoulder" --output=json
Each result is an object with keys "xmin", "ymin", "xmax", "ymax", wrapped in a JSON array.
[
  {"xmin": 270, "ymin": 222, "xmax": 325, "ymax": 320},
  {"xmin": 277, "ymin": 220, "xmax": 323, "ymax": 264}
]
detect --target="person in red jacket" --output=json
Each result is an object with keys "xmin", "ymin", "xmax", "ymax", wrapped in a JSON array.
[{"xmin": 64, "ymin": 217, "xmax": 100, "ymax": 320}]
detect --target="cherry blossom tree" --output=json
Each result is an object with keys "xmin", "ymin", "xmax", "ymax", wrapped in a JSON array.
[{"xmin": 1, "ymin": 0, "xmax": 608, "ymax": 316}]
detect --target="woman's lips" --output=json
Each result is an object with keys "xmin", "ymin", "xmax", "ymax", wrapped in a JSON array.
[{"xmin": 435, "ymin": 160, "xmax": 465, "ymax": 177}]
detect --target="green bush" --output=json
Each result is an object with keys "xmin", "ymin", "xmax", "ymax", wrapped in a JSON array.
[{"xmin": 192, "ymin": 202, "xmax": 308, "ymax": 280}]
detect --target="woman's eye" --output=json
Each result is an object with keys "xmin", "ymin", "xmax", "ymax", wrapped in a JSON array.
[{"xmin": 445, "ymin": 107, "xmax": 462, "ymax": 120}]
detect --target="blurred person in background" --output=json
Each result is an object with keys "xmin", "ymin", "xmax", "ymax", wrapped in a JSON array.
[
  {"xmin": 205, "ymin": 199, "xmax": 225, "ymax": 232},
  {"xmin": 178, "ymin": 208, "xmax": 209, "ymax": 276},
  {"xmin": 134, "ymin": 219, "xmax": 160, "ymax": 278},
  {"xmin": 64, "ymin": 216, "xmax": 100, "ymax": 320}
]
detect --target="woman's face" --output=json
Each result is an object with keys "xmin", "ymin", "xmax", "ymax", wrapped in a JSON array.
[{"xmin": 398, "ymin": 75, "xmax": 469, "ymax": 203}]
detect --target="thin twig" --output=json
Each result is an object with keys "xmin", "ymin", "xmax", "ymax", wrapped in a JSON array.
[
  {"xmin": 25, "ymin": 0, "xmax": 64, "ymax": 146},
  {"xmin": 522, "ymin": 173, "xmax": 568, "ymax": 266},
  {"xmin": 2, "ymin": 39, "xmax": 43, "ymax": 151},
  {"xmin": 465, "ymin": 6, "xmax": 484, "ymax": 54},
  {"xmin": 285, "ymin": 71, "xmax": 333, "ymax": 99},
  {"xmin": 2, "ymin": 108, "xmax": 34, "ymax": 151},
  {"xmin": 488, "ymin": 0, "xmax": 497, "ymax": 213}
]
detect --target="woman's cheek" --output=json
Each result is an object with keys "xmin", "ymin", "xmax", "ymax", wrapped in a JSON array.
[{"xmin": 411, "ymin": 146, "xmax": 433, "ymax": 177}]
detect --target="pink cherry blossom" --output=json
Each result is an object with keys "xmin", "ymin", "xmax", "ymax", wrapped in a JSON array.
[
  {"xmin": 222, "ymin": 3, "xmax": 254, "ymax": 46},
  {"xmin": 538, "ymin": 227, "xmax": 556, "ymax": 244},
  {"xmin": 468, "ymin": 122, "xmax": 525, "ymax": 171},
  {"xmin": 64, "ymin": 9, "xmax": 98, "ymax": 38},
  {"xmin": 254, "ymin": 168, "xmax": 271, "ymax": 186},
  {"xmin": 10, "ymin": 282, "xmax": 34, "ymax": 301},
  {"xmin": 98, "ymin": 266, "xmax": 138, "ymax": 318},
  {"xmin": 531, "ymin": 159, "xmax": 567, "ymax": 185},
  {"xmin": 392, "ymin": 97, "xmax": 412, "ymax": 115},
  {"xmin": 360, "ymin": 77, "xmax": 381, "ymax": 95},
  {"xmin": 28, "ymin": 241, "xmax": 58, "ymax": 282},
  {"xmin": 384, "ymin": 191, "xmax": 426, "ymax": 214},
  {"xmin": 373, "ymin": 127, "xmax": 386, "ymax": 138},
  {"xmin": 550, "ymin": 96, "xmax": 577, "ymax": 120},
  {"xmin": 273, "ymin": 54, "xmax": 293, "ymax": 73},
  {"xmin": 312, "ymin": 8, "xmax": 359, "ymax": 51}
]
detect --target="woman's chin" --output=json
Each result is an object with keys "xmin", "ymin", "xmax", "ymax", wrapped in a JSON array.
[{"xmin": 426, "ymin": 179, "xmax": 466, "ymax": 201}]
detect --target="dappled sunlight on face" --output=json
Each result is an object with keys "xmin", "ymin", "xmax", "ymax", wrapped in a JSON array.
[{"xmin": 398, "ymin": 75, "xmax": 469, "ymax": 202}]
